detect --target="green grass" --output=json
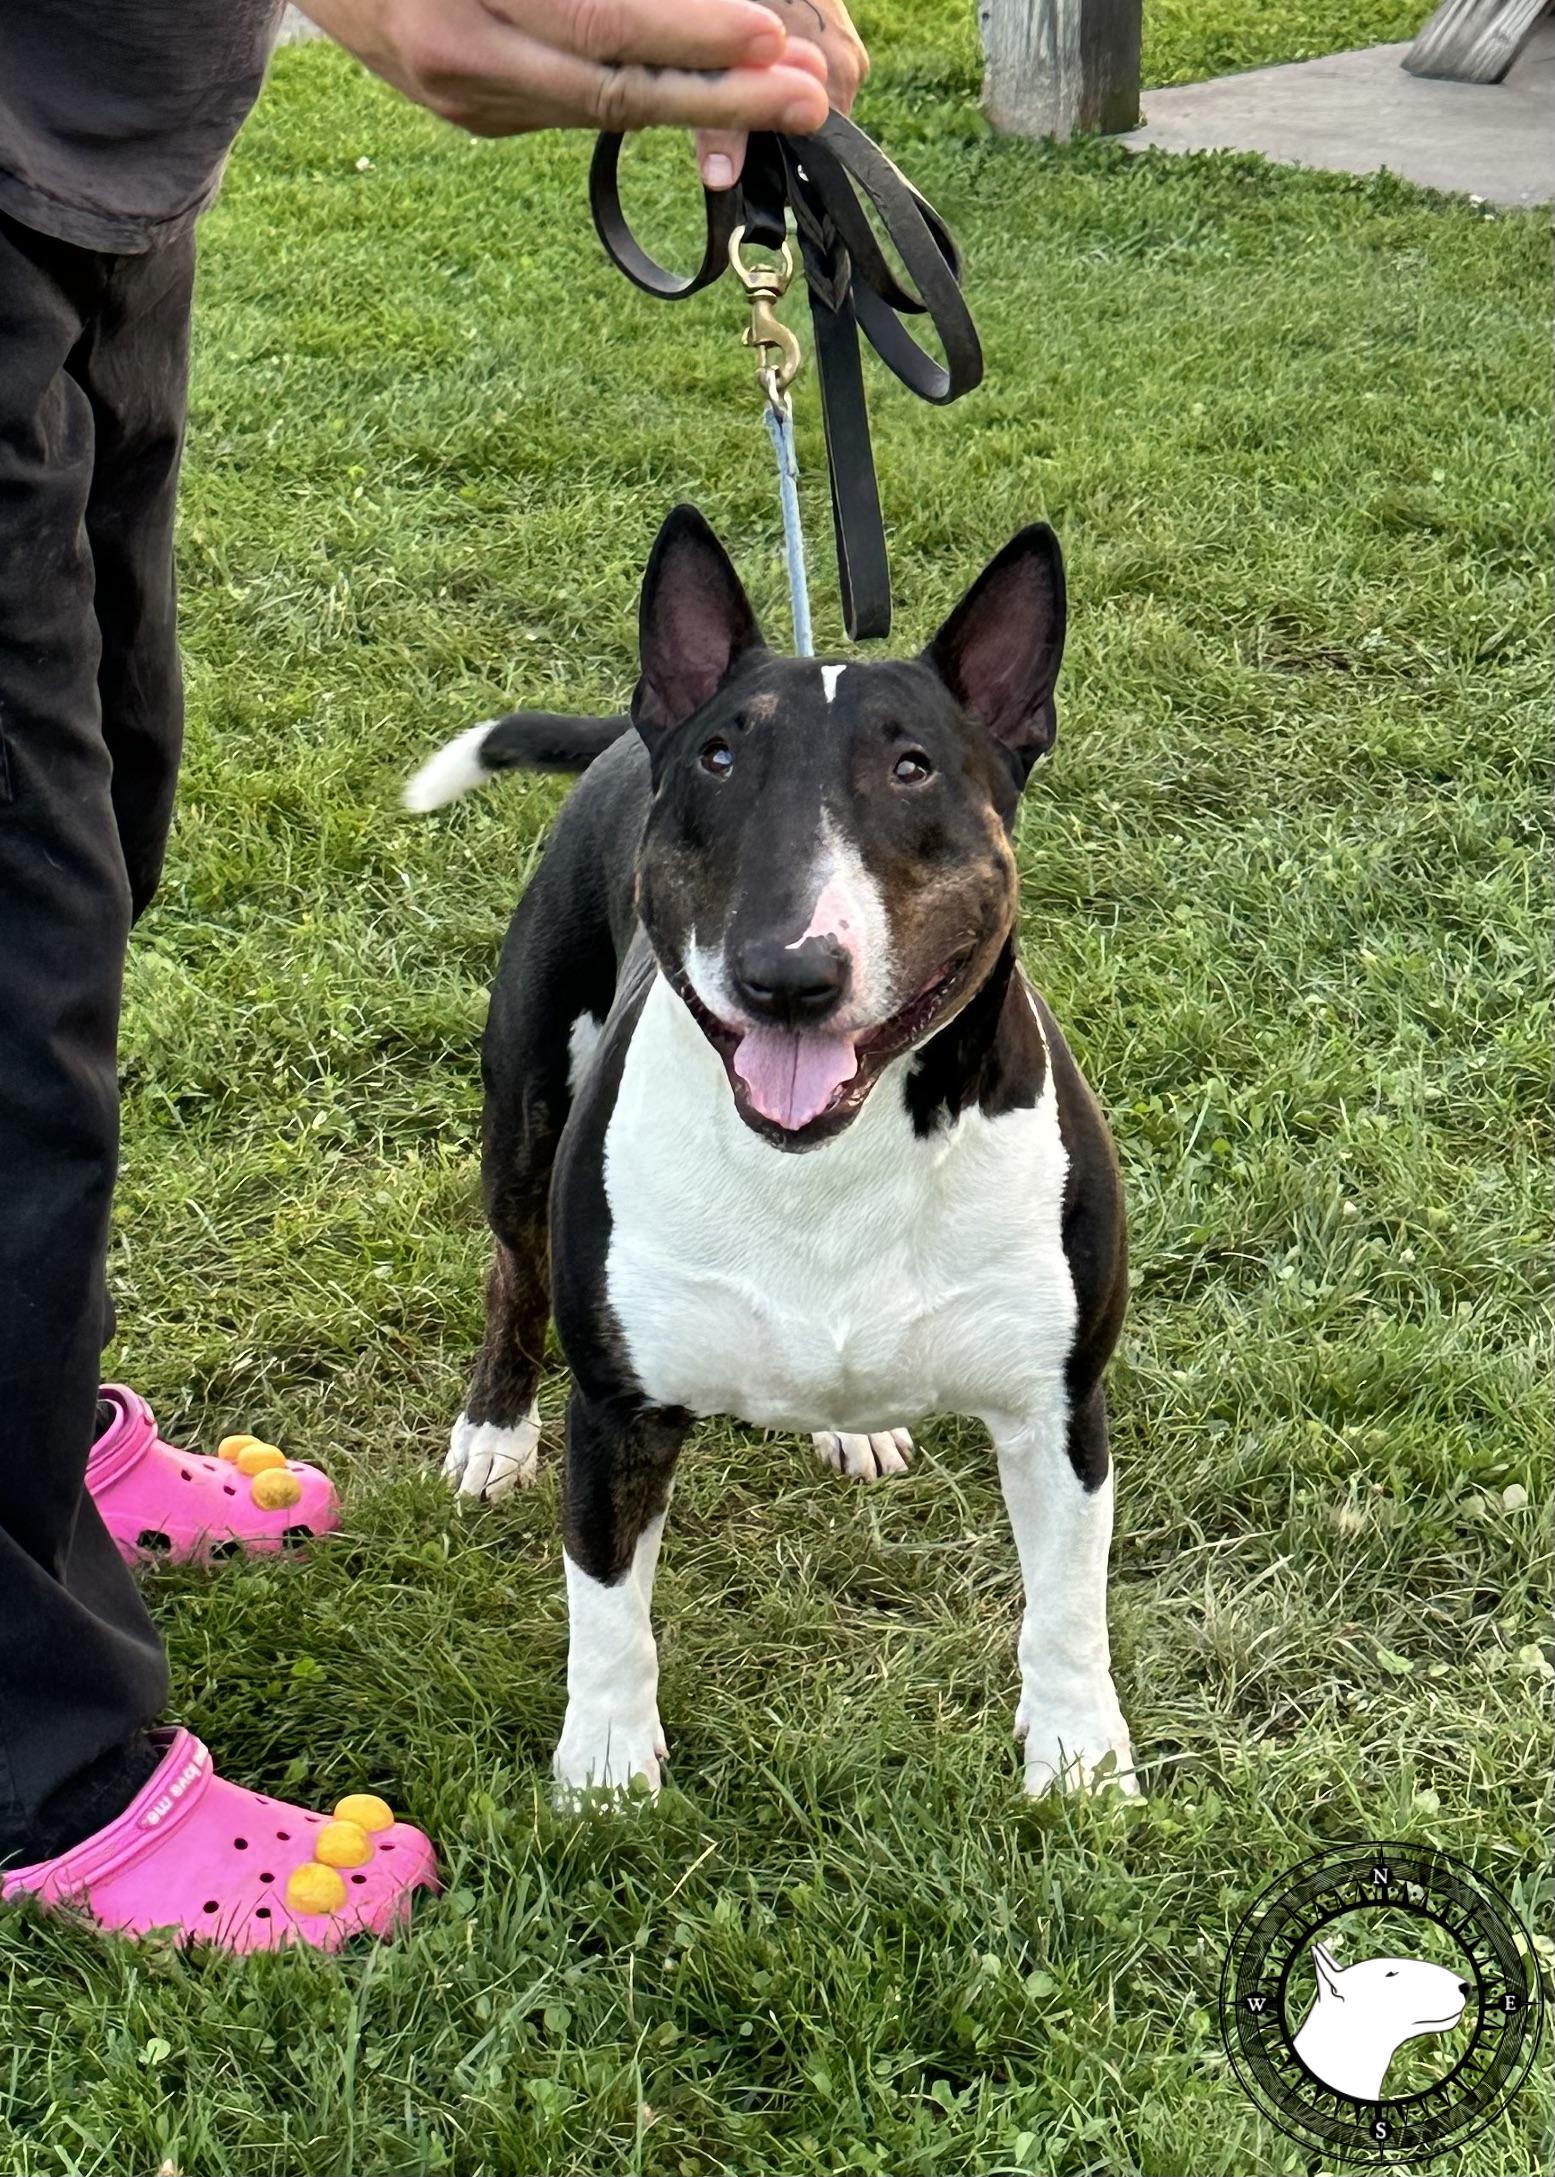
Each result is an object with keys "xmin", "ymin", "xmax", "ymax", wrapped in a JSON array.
[
  {"xmin": 846, "ymin": 3, "xmax": 1436, "ymax": 97},
  {"xmin": 1141, "ymin": 2, "xmax": 1433, "ymax": 86},
  {"xmin": 2, "ymin": 12, "xmax": 1551, "ymax": 2176}
]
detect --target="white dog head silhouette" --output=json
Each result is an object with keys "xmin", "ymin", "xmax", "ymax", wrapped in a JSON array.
[{"xmin": 1292, "ymin": 1938, "xmax": 1471, "ymax": 2100}]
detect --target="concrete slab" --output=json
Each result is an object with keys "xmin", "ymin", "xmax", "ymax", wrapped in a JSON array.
[{"xmin": 1124, "ymin": 22, "xmax": 1555, "ymax": 207}]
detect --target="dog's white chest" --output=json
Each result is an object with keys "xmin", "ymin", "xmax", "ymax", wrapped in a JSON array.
[{"xmin": 601, "ymin": 978, "xmax": 1078, "ymax": 1435}]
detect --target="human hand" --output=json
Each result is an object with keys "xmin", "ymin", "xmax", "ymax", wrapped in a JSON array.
[
  {"xmin": 299, "ymin": 0, "xmax": 832, "ymax": 138},
  {"xmin": 695, "ymin": 2, "xmax": 869, "ymax": 189}
]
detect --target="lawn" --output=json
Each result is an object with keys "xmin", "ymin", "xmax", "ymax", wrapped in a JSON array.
[
  {"xmin": 2, "ymin": 7, "xmax": 1549, "ymax": 2175},
  {"xmin": 848, "ymin": 1, "xmax": 1435, "ymax": 95}
]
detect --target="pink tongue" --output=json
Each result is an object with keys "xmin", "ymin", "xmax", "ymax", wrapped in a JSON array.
[{"xmin": 732, "ymin": 1025, "xmax": 858, "ymax": 1130}]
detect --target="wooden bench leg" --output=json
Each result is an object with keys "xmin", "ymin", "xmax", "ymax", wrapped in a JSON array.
[{"xmin": 1404, "ymin": 0, "xmax": 1551, "ymax": 85}]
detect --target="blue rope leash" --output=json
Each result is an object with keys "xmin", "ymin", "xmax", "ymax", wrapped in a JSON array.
[{"xmin": 763, "ymin": 397, "xmax": 814, "ymax": 659}]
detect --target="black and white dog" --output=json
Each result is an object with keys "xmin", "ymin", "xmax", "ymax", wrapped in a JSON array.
[{"xmin": 405, "ymin": 507, "xmax": 1137, "ymax": 1800}]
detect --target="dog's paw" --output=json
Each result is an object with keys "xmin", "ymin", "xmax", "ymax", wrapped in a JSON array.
[
  {"xmin": 443, "ymin": 1402, "xmax": 540, "ymax": 1500},
  {"xmin": 813, "ymin": 1427, "xmax": 914, "ymax": 1480},
  {"xmin": 1016, "ymin": 1689, "xmax": 1140, "ymax": 1799},
  {"xmin": 552, "ymin": 1701, "xmax": 667, "ymax": 1804}
]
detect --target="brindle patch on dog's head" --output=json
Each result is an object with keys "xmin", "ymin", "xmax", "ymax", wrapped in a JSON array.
[{"xmin": 629, "ymin": 506, "xmax": 1067, "ymax": 1149}]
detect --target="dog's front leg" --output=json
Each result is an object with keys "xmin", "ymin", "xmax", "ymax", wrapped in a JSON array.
[
  {"xmin": 993, "ymin": 1383, "xmax": 1138, "ymax": 1797},
  {"xmin": 554, "ymin": 1393, "xmax": 687, "ymax": 1801}
]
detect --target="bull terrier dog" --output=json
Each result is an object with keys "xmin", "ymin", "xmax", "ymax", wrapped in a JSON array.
[
  {"xmin": 1294, "ymin": 1940, "xmax": 1472, "ymax": 2099},
  {"xmin": 405, "ymin": 506, "xmax": 1137, "ymax": 1802}
]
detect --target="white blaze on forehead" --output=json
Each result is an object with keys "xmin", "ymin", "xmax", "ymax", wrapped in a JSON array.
[{"xmin": 820, "ymin": 663, "xmax": 846, "ymax": 704}]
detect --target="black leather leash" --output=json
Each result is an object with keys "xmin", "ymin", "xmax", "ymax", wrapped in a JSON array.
[{"xmin": 589, "ymin": 111, "xmax": 983, "ymax": 640}]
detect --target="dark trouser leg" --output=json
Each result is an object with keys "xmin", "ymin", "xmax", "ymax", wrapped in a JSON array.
[
  {"xmin": 81, "ymin": 232, "xmax": 191, "ymax": 925},
  {"xmin": 0, "ymin": 212, "xmax": 192, "ymax": 1865}
]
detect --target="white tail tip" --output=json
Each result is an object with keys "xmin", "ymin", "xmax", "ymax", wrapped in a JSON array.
[{"xmin": 402, "ymin": 721, "xmax": 496, "ymax": 813}]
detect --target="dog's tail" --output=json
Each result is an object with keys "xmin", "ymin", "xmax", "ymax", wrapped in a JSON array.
[{"xmin": 402, "ymin": 711, "xmax": 630, "ymax": 812}]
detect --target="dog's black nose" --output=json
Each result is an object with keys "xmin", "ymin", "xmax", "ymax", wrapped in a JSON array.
[
  {"xmin": 732, "ymin": 935, "xmax": 851, "ymax": 1026},
  {"xmin": 1459, "ymin": 1981, "xmax": 1472, "ymax": 1998}
]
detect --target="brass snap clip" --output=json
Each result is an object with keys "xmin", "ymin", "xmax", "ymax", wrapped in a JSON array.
[{"xmin": 728, "ymin": 225, "xmax": 803, "ymax": 409}]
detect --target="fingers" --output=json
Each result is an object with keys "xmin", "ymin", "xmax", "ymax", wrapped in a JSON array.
[
  {"xmin": 491, "ymin": 0, "xmax": 792, "ymax": 72},
  {"xmin": 686, "ymin": 25, "xmax": 824, "ymax": 171},
  {"xmin": 751, "ymin": 1, "xmax": 869, "ymax": 110},
  {"xmin": 695, "ymin": 128, "xmax": 748, "ymax": 189},
  {"xmin": 772, "ymin": 35, "xmax": 830, "ymax": 83},
  {"xmin": 532, "ymin": 48, "xmax": 830, "ymax": 135},
  {"xmin": 603, "ymin": 60, "xmax": 829, "ymax": 134},
  {"xmin": 385, "ymin": 5, "xmax": 833, "ymax": 138},
  {"xmin": 431, "ymin": 46, "xmax": 829, "ymax": 134}
]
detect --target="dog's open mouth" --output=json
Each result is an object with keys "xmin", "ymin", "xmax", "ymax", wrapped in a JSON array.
[{"xmin": 678, "ymin": 955, "xmax": 971, "ymax": 1144}]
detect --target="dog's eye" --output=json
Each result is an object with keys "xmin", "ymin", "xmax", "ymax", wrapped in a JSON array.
[
  {"xmin": 699, "ymin": 738, "xmax": 734, "ymax": 778},
  {"xmin": 1386, "ymin": 1970, "xmax": 1397, "ymax": 1978},
  {"xmin": 892, "ymin": 751, "xmax": 933, "ymax": 786}
]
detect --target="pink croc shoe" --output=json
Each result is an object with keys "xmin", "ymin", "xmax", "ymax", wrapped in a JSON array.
[
  {"xmin": 2, "ymin": 1730, "xmax": 439, "ymax": 1952},
  {"xmin": 88, "ymin": 1385, "xmax": 340, "ymax": 1565}
]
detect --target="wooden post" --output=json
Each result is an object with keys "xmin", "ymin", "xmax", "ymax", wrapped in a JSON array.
[
  {"xmin": 1404, "ymin": 0, "xmax": 1550, "ymax": 83},
  {"xmin": 981, "ymin": 0, "xmax": 1142, "ymax": 140}
]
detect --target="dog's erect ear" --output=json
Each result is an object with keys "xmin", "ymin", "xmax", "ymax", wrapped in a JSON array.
[
  {"xmin": 1311, "ymin": 1942, "xmax": 1345, "ymax": 2002},
  {"xmin": 922, "ymin": 523, "xmax": 1066, "ymax": 782},
  {"xmin": 633, "ymin": 505, "xmax": 765, "ymax": 735}
]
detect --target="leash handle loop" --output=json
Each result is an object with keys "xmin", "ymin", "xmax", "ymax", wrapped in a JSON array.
[{"xmin": 588, "ymin": 112, "xmax": 983, "ymax": 639}]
